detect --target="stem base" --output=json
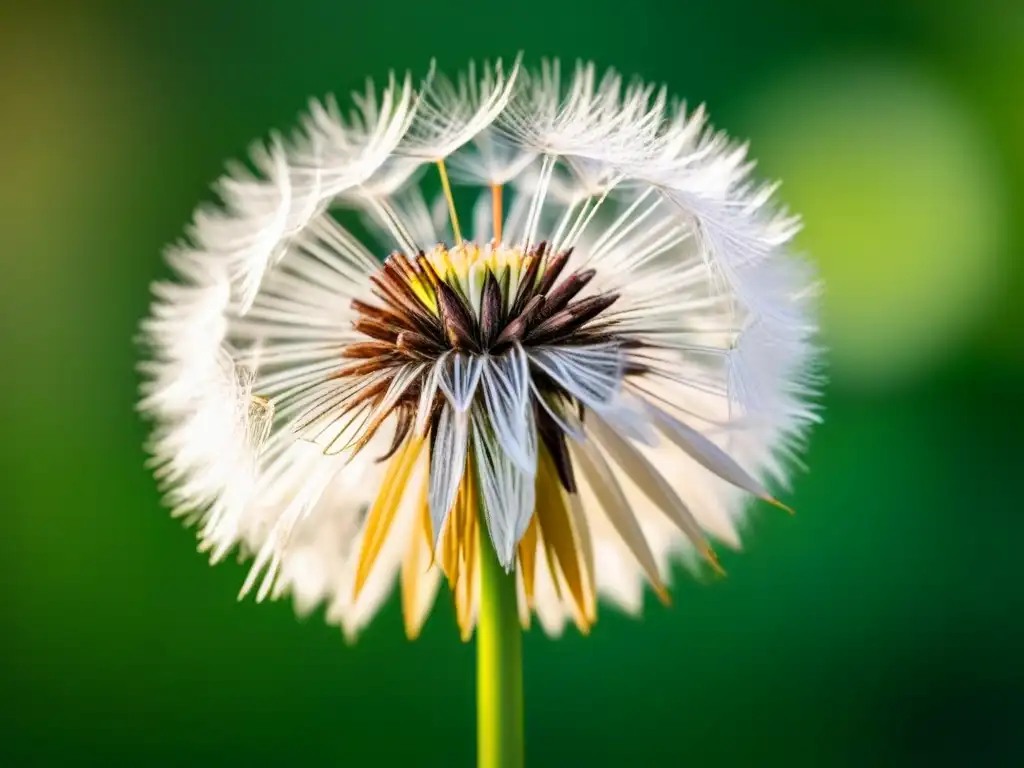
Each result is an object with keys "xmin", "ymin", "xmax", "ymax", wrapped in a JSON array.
[{"xmin": 476, "ymin": 523, "xmax": 524, "ymax": 768}]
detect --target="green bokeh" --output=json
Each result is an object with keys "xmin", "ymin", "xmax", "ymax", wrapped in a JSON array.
[
  {"xmin": 2, "ymin": 1, "xmax": 1021, "ymax": 766},
  {"xmin": 742, "ymin": 58, "xmax": 1008, "ymax": 387}
]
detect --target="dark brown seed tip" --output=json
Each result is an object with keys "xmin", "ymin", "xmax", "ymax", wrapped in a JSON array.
[
  {"xmin": 493, "ymin": 295, "xmax": 546, "ymax": 348},
  {"xmin": 352, "ymin": 316, "xmax": 399, "ymax": 343},
  {"xmin": 480, "ymin": 272, "xmax": 503, "ymax": 348},
  {"xmin": 570, "ymin": 292, "xmax": 619, "ymax": 322},
  {"xmin": 435, "ymin": 280, "xmax": 476, "ymax": 351},
  {"xmin": 535, "ymin": 248, "xmax": 572, "ymax": 295},
  {"xmin": 341, "ymin": 341, "xmax": 393, "ymax": 359},
  {"xmin": 540, "ymin": 267, "xmax": 596, "ymax": 317}
]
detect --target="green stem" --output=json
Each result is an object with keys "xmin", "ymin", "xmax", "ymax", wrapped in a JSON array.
[{"xmin": 477, "ymin": 522, "xmax": 524, "ymax": 768}]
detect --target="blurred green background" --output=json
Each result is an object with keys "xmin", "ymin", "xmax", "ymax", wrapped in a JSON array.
[{"xmin": 1, "ymin": 0, "xmax": 1022, "ymax": 765}]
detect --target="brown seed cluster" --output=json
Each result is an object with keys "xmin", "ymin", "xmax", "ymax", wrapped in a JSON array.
[{"xmin": 335, "ymin": 242, "xmax": 633, "ymax": 490}]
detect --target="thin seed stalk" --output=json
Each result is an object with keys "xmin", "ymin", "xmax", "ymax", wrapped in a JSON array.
[{"xmin": 476, "ymin": 511, "xmax": 524, "ymax": 768}]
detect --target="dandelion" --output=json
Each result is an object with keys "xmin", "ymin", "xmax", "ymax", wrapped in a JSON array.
[{"xmin": 139, "ymin": 56, "xmax": 821, "ymax": 768}]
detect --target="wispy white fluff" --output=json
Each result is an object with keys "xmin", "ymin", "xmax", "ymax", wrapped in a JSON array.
[
  {"xmin": 499, "ymin": 61, "xmax": 645, "ymax": 160},
  {"xmin": 448, "ymin": 60, "xmax": 538, "ymax": 185},
  {"xmin": 189, "ymin": 73, "xmax": 416, "ymax": 313},
  {"xmin": 400, "ymin": 57, "xmax": 521, "ymax": 161}
]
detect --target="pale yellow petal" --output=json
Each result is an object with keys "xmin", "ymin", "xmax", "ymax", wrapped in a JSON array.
[
  {"xmin": 353, "ymin": 435, "xmax": 425, "ymax": 599},
  {"xmin": 535, "ymin": 448, "xmax": 591, "ymax": 633},
  {"xmin": 401, "ymin": 474, "xmax": 441, "ymax": 640}
]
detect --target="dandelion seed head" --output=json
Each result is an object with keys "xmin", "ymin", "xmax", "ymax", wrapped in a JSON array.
[{"xmin": 139, "ymin": 55, "xmax": 822, "ymax": 640}]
